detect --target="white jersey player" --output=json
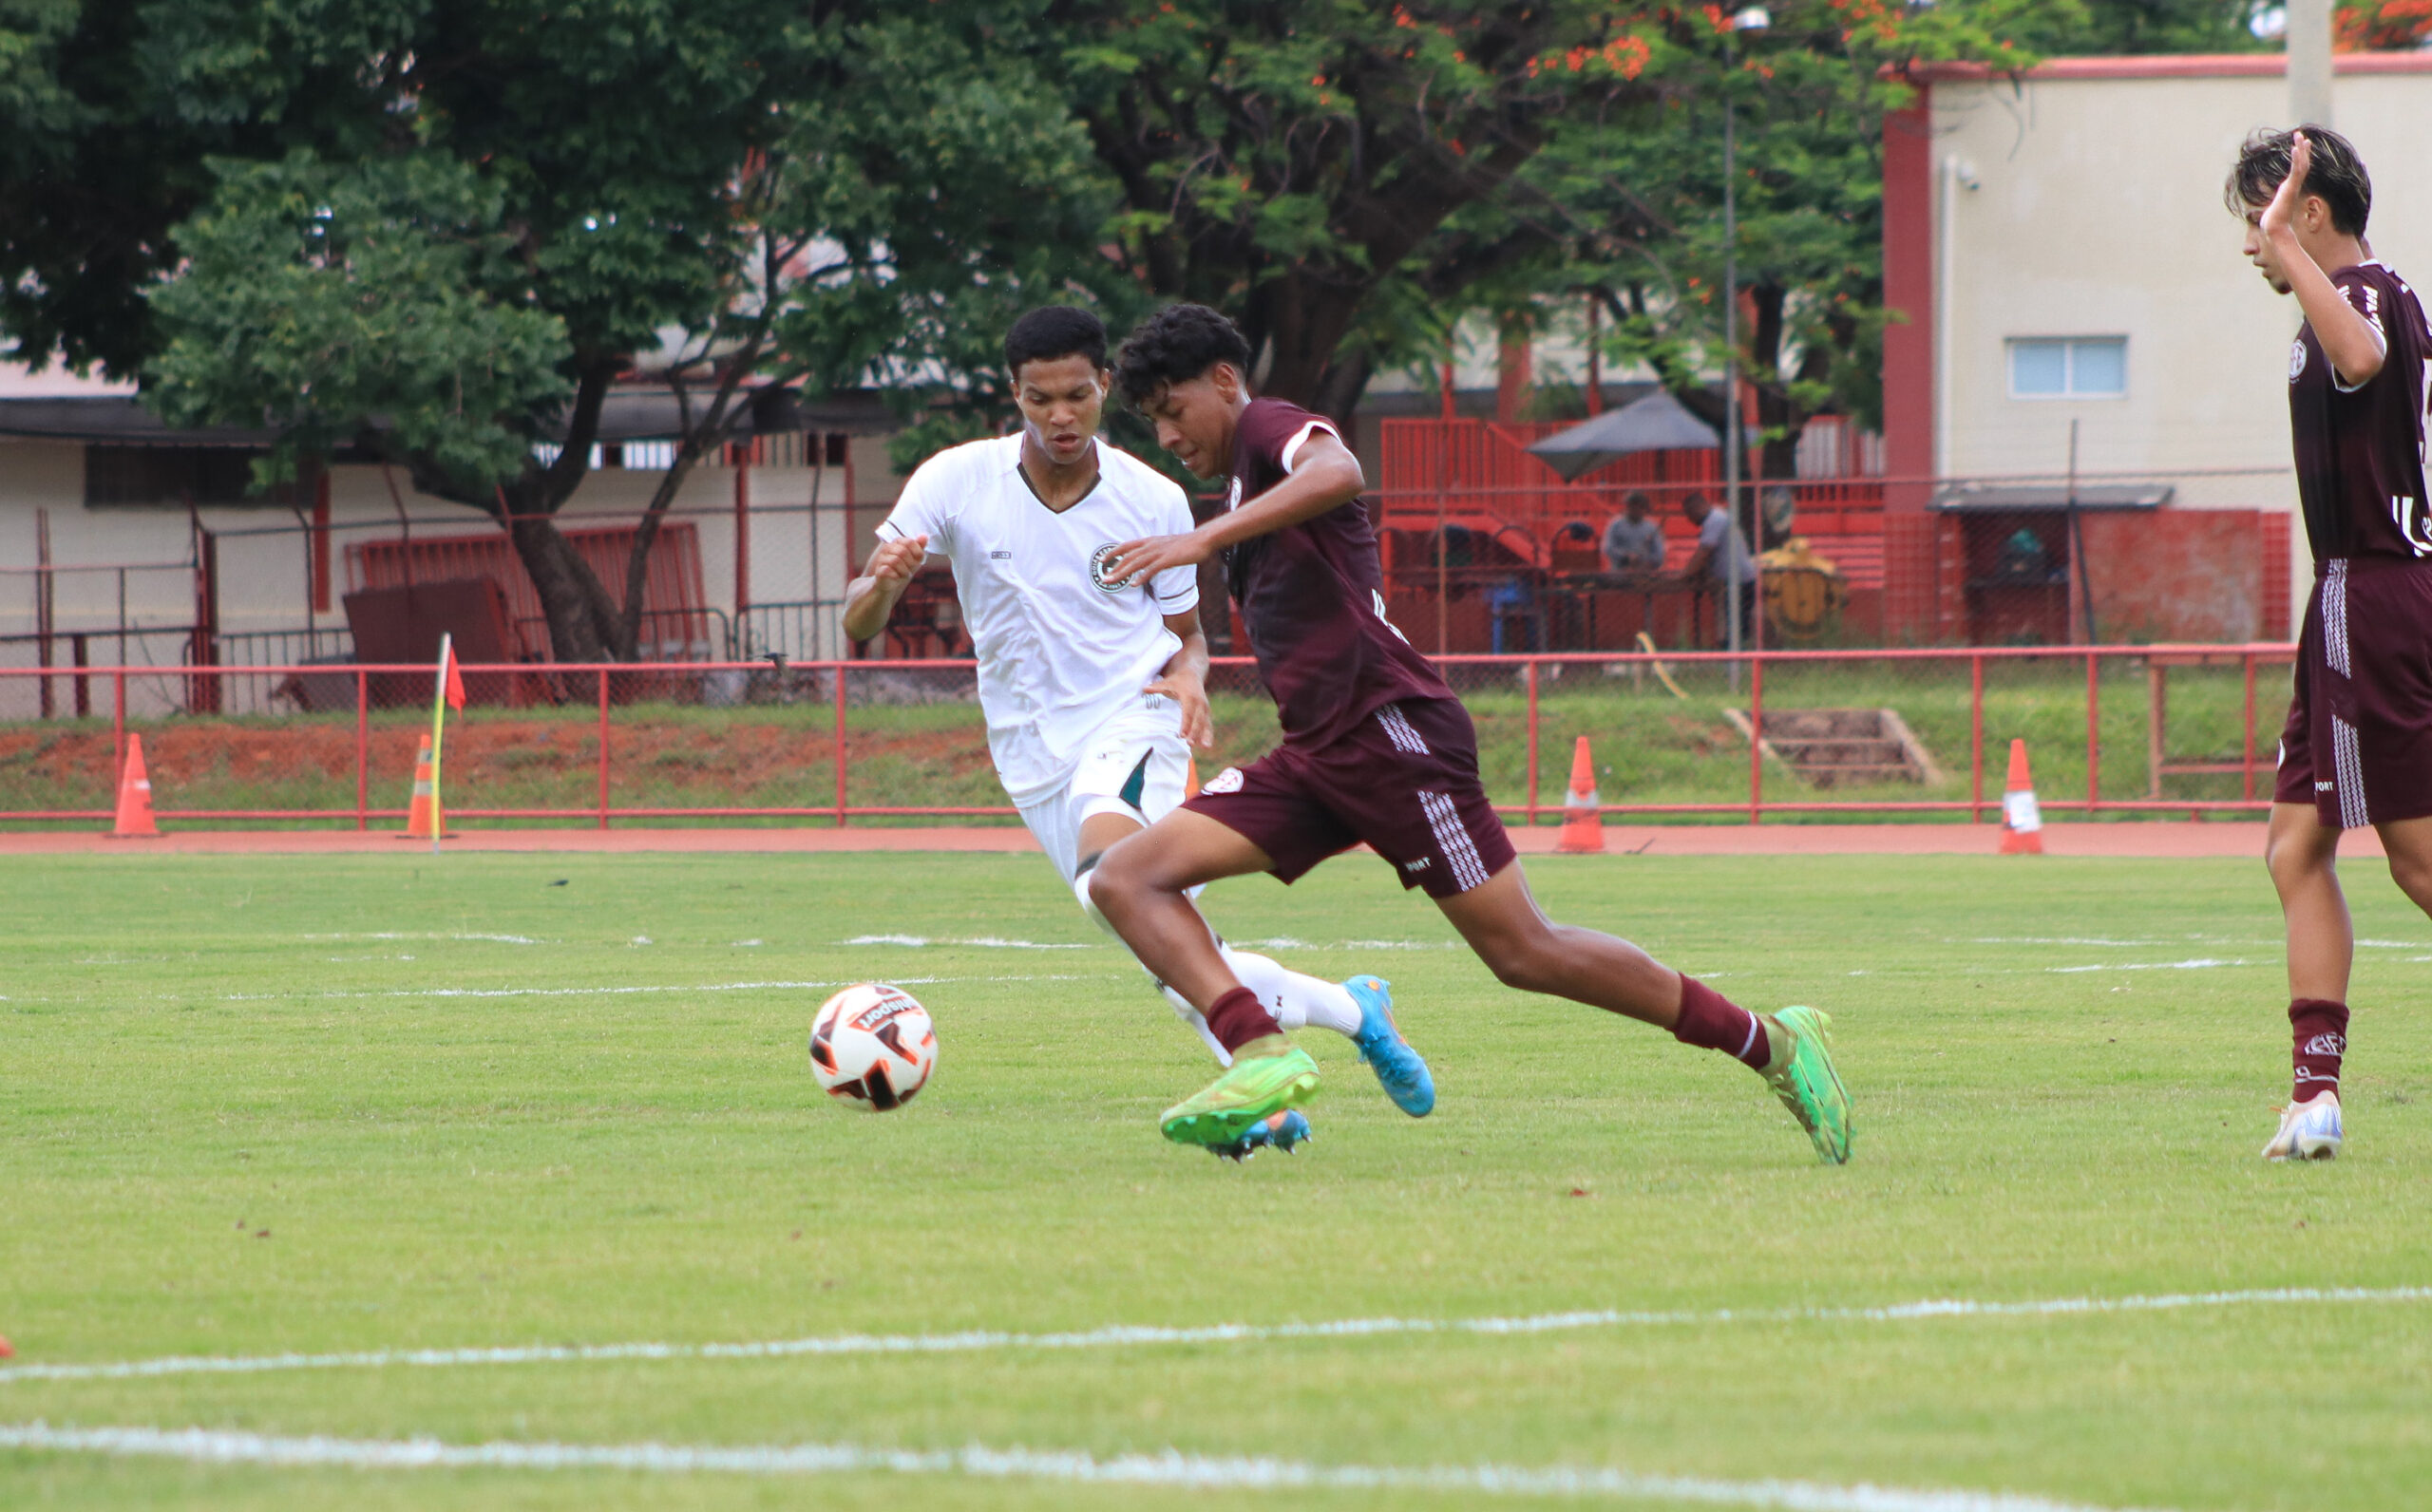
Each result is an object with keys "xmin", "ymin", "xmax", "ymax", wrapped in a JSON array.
[{"xmin": 841, "ymin": 307, "xmax": 1434, "ymax": 1154}]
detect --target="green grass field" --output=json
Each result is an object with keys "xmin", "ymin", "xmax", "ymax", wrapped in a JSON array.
[{"xmin": 5, "ymin": 849, "xmax": 2428, "ymax": 1509}]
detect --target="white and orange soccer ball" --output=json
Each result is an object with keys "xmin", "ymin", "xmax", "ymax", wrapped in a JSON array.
[{"xmin": 808, "ymin": 983, "xmax": 937, "ymax": 1110}]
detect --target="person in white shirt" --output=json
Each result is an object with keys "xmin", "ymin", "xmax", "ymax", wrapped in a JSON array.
[
  {"xmin": 1678, "ymin": 491, "xmax": 1758, "ymax": 648},
  {"xmin": 842, "ymin": 308, "xmax": 1433, "ymax": 1153}
]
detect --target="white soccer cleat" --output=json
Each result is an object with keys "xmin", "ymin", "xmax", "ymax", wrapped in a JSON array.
[{"xmin": 2262, "ymin": 1091, "xmax": 2343, "ymax": 1162}]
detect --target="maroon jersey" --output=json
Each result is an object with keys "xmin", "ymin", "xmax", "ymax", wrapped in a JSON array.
[
  {"xmin": 2289, "ymin": 261, "xmax": 2432, "ymax": 561},
  {"xmin": 1223, "ymin": 398, "xmax": 1450, "ymax": 747}
]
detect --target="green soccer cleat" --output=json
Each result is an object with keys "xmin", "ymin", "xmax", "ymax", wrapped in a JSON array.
[
  {"xmin": 1761, "ymin": 1005, "xmax": 1852, "ymax": 1164},
  {"xmin": 1161, "ymin": 1047, "xmax": 1321, "ymax": 1150}
]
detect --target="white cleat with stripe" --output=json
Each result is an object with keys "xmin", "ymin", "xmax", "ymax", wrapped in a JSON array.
[{"xmin": 2263, "ymin": 1091, "xmax": 2343, "ymax": 1162}]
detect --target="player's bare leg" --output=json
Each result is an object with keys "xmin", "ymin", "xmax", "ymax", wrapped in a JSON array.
[
  {"xmin": 2373, "ymin": 814, "xmax": 2432, "ymax": 918},
  {"xmin": 2266, "ymin": 802, "xmax": 2352, "ymax": 1001},
  {"xmin": 2270, "ymin": 812, "xmax": 2432, "ymax": 1161},
  {"xmin": 1075, "ymin": 809, "xmax": 1369, "ymax": 1054},
  {"xmin": 1089, "ymin": 809, "xmax": 1276, "ymax": 1019},
  {"xmin": 1089, "ymin": 812, "xmax": 1325, "ymax": 1147},
  {"xmin": 1435, "ymin": 860, "xmax": 1848, "ymax": 1162},
  {"xmin": 1430, "ymin": 861, "xmax": 1682, "ymax": 1024},
  {"xmin": 2264, "ymin": 801, "xmax": 2358, "ymax": 1159}
]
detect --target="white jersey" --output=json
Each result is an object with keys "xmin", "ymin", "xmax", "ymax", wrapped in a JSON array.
[{"xmin": 876, "ymin": 435, "xmax": 1201, "ymax": 807}]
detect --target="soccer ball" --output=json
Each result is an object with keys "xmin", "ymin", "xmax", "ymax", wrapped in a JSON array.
[{"xmin": 808, "ymin": 983, "xmax": 937, "ymax": 1110}]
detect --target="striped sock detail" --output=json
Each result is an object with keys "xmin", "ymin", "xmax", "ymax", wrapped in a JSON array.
[{"xmin": 1417, "ymin": 790, "xmax": 1492, "ymax": 892}]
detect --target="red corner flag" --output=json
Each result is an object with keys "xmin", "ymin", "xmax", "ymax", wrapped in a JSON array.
[{"xmin": 443, "ymin": 640, "xmax": 466, "ymax": 712}]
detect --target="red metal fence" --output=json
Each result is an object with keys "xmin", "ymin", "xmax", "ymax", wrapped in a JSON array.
[
  {"xmin": 0, "ymin": 646, "xmax": 2296, "ymax": 829},
  {"xmin": 349, "ymin": 521, "xmax": 715, "ymax": 661}
]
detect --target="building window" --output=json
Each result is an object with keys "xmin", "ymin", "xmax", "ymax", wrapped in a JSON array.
[{"xmin": 2007, "ymin": 337, "xmax": 2126, "ymax": 399}]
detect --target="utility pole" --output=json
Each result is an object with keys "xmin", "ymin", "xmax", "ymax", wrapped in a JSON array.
[{"xmin": 1720, "ymin": 6, "xmax": 1769, "ymax": 690}]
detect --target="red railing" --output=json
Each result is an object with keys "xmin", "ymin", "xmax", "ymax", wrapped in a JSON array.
[{"xmin": 0, "ymin": 646, "xmax": 2297, "ymax": 828}]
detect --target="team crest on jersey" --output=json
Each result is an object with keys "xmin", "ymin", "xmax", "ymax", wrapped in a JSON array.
[
  {"xmin": 2290, "ymin": 339, "xmax": 2308, "ymax": 382},
  {"xmin": 1088, "ymin": 542, "xmax": 1132, "ymax": 594}
]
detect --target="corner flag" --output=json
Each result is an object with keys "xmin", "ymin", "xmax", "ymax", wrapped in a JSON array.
[{"xmin": 428, "ymin": 634, "xmax": 465, "ymax": 853}]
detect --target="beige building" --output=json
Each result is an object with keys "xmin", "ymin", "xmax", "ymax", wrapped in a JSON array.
[
  {"xmin": 1888, "ymin": 52, "xmax": 2432, "ymax": 605},
  {"xmin": 0, "ymin": 363, "xmax": 904, "ymax": 715}
]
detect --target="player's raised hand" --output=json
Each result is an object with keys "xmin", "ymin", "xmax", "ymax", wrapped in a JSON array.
[
  {"xmin": 2261, "ymin": 130, "xmax": 2313, "ymax": 244},
  {"xmin": 864, "ymin": 533, "xmax": 929, "ymax": 585},
  {"xmin": 1144, "ymin": 668, "xmax": 1215, "ymax": 747},
  {"xmin": 1105, "ymin": 532, "xmax": 1210, "ymax": 588}
]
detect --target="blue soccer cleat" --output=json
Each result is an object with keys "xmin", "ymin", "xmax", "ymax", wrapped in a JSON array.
[
  {"xmin": 1345, "ymin": 975, "xmax": 1434, "ymax": 1117},
  {"xmin": 1209, "ymin": 1109, "xmax": 1313, "ymax": 1162}
]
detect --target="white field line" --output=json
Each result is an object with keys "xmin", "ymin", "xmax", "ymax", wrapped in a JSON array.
[
  {"xmin": 2042, "ymin": 959, "xmax": 2259, "ymax": 974},
  {"xmin": 1239, "ymin": 936, "xmax": 1464, "ymax": 951},
  {"xmin": 212, "ymin": 975, "xmax": 1096, "ymax": 1004},
  {"xmin": 296, "ymin": 933, "xmax": 552, "ymax": 945},
  {"xmin": 843, "ymin": 935, "xmax": 1095, "ymax": 950},
  {"xmin": 0, "ymin": 1422, "xmax": 2176, "ymax": 1511},
  {"xmin": 6, "ymin": 1287, "xmax": 2423, "ymax": 1388}
]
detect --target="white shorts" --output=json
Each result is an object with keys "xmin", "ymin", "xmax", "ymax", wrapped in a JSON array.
[{"xmin": 1016, "ymin": 695, "xmax": 1193, "ymax": 882}]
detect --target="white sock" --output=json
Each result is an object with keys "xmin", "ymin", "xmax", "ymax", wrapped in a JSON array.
[
  {"xmin": 1161, "ymin": 983, "xmax": 1232, "ymax": 1067},
  {"xmin": 1070, "ymin": 870, "xmax": 1360, "ymax": 1055},
  {"xmin": 1221, "ymin": 946, "xmax": 1362, "ymax": 1038}
]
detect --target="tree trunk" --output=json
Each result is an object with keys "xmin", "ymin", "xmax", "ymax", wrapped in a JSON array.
[
  {"xmin": 505, "ymin": 509, "xmax": 624, "ymax": 663},
  {"xmin": 1243, "ymin": 267, "xmax": 1375, "ymax": 417},
  {"xmin": 1748, "ymin": 282, "xmax": 1803, "ymax": 547}
]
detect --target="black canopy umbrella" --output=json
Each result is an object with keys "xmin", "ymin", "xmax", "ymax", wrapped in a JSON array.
[{"xmin": 1523, "ymin": 389, "xmax": 1720, "ymax": 481}]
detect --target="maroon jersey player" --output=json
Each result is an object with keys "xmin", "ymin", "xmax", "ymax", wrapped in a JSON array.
[
  {"xmin": 2232, "ymin": 127, "xmax": 2432, "ymax": 1162},
  {"xmin": 1084, "ymin": 303, "xmax": 1851, "ymax": 1164}
]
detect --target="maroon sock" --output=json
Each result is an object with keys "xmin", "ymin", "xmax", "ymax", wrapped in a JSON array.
[
  {"xmin": 2290, "ymin": 997, "xmax": 2348, "ymax": 1104},
  {"xmin": 1205, "ymin": 986, "xmax": 1281, "ymax": 1055},
  {"xmin": 1673, "ymin": 976, "xmax": 1770, "ymax": 1071}
]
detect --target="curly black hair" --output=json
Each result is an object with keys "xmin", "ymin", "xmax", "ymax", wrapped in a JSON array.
[
  {"xmin": 2226, "ymin": 125, "xmax": 2371, "ymax": 237},
  {"xmin": 1004, "ymin": 306, "xmax": 1107, "ymax": 376},
  {"xmin": 1114, "ymin": 303, "xmax": 1253, "ymax": 407}
]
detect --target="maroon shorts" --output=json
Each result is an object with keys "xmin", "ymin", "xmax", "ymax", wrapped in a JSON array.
[
  {"xmin": 2273, "ymin": 557, "xmax": 2432, "ymax": 828},
  {"xmin": 1184, "ymin": 697, "xmax": 1517, "ymax": 898}
]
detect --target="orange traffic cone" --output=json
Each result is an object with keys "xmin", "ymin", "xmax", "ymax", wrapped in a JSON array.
[
  {"xmin": 1999, "ymin": 738, "xmax": 2043, "ymax": 855},
  {"xmin": 1553, "ymin": 736, "xmax": 1606, "ymax": 854},
  {"xmin": 398, "ymin": 734, "xmax": 448, "ymax": 840},
  {"xmin": 1184, "ymin": 758, "xmax": 1202, "ymax": 800},
  {"xmin": 110, "ymin": 733, "xmax": 160, "ymax": 838}
]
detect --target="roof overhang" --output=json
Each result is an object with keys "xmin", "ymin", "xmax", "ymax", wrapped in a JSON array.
[
  {"xmin": 0, "ymin": 385, "xmax": 902, "ymax": 446},
  {"xmin": 1900, "ymin": 50, "xmax": 2432, "ymax": 85},
  {"xmin": 1930, "ymin": 483, "xmax": 2172, "ymax": 513}
]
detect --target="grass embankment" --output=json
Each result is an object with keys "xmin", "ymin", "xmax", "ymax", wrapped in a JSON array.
[{"xmin": 0, "ymin": 659, "xmax": 2283, "ymax": 824}]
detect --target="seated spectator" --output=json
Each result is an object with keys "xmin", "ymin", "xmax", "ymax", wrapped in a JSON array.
[
  {"xmin": 1678, "ymin": 491, "xmax": 1758, "ymax": 648},
  {"xmin": 1601, "ymin": 491, "xmax": 1666, "ymax": 576}
]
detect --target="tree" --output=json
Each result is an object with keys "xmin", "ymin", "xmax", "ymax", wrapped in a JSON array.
[
  {"xmin": 1469, "ymin": 0, "xmax": 2059, "ymax": 494},
  {"xmin": 964, "ymin": 0, "xmax": 1672, "ymax": 420},
  {"xmin": 4, "ymin": 2, "xmax": 1109, "ymax": 663},
  {"xmin": 2336, "ymin": 0, "xmax": 2432, "ymax": 49}
]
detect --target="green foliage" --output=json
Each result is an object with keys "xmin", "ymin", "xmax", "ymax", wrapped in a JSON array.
[{"xmin": 145, "ymin": 151, "xmax": 572, "ymax": 494}]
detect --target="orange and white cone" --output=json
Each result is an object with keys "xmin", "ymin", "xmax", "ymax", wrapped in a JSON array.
[
  {"xmin": 399, "ymin": 734, "xmax": 447, "ymax": 840},
  {"xmin": 1184, "ymin": 757, "xmax": 1202, "ymax": 800},
  {"xmin": 110, "ymin": 733, "xmax": 161, "ymax": 839},
  {"xmin": 1553, "ymin": 735, "xmax": 1606, "ymax": 854},
  {"xmin": 1999, "ymin": 738, "xmax": 2043, "ymax": 855}
]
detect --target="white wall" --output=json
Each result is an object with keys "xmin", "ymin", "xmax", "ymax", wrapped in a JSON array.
[
  {"xmin": 0, "ymin": 439, "xmax": 881, "ymax": 659},
  {"xmin": 1931, "ymin": 65, "xmax": 2432, "ymax": 553}
]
